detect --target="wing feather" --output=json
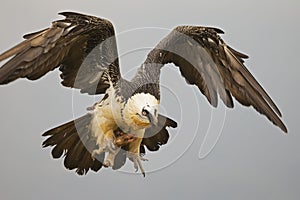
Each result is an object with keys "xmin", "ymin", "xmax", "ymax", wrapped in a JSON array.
[
  {"xmin": 141, "ymin": 26, "xmax": 287, "ymax": 132},
  {"xmin": 0, "ymin": 12, "xmax": 120, "ymax": 95},
  {"xmin": 224, "ymin": 46, "xmax": 282, "ymax": 116}
]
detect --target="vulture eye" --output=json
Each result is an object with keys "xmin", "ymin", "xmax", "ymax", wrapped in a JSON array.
[{"xmin": 142, "ymin": 109, "xmax": 149, "ymax": 116}]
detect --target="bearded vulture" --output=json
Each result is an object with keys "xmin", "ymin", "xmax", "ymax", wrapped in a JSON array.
[{"xmin": 0, "ymin": 12, "xmax": 287, "ymax": 176}]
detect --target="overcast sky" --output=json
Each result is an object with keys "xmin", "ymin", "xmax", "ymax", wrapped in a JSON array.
[{"xmin": 0, "ymin": 1, "xmax": 299, "ymax": 200}]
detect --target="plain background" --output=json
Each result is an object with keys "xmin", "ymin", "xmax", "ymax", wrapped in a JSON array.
[{"xmin": 0, "ymin": 1, "xmax": 299, "ymax": 200}]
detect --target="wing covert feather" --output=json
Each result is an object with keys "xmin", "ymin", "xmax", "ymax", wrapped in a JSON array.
[
  {"xmin": 142, "ymin": 26, "xmax": 287, "ymax": 132},
  {"xmin": 0, "ymin": 12, "xmax": 120, "ymax": 95}
]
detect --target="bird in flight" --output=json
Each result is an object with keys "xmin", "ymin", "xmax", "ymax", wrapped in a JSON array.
[{"xmin": 0, "ymin": 12, "xmax": 287, "ymax": 176}]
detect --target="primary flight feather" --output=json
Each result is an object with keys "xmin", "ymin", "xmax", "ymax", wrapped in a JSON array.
[{"xmin": 0, "ymin": 12, "xmax": 287, "ymax": 176}]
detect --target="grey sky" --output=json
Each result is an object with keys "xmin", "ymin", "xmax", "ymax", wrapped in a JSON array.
[{"xmin": 0, "ymin": 1, "xmax": 299, "ymax": 200}]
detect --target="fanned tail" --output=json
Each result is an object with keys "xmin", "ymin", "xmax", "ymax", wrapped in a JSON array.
[{"xmin": 42, "ymin": 114, "xmax": 104, "ymax": 175}]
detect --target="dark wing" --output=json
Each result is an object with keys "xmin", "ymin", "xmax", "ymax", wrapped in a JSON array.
[
  {"xmin": 0, "ymin": 12, "xmax": 120, "ymax": 95},
  {"xmin": 139, "ymin": 26, "xmax": 287, "ymax": 133}
]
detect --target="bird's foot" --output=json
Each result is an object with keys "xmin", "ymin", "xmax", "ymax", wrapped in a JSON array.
[
  {"xmin": 91, "ymin": 147, "xmax": 104, "ymax": 161},
  {"xmin": 92, "ymin": 143, "xmax": 120, "ymax": 168},
  {"xmin": 127, "ymin": 152, "xmax": 148, "ymax": 177},
  {"xmin": 91, "ymin": 136, "xmax": 118, "ymax": 162},
  {"xmin": 103, "ymin": 148, "xmax": 120, "ymax": 168}
]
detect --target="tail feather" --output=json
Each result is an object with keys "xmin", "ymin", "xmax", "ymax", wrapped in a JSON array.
[
  {"xmin": 42, "ymin": 113, "xmax": 178, "ymax": 175},
  {"xmin": 42, "ymin": 114, "xmax": 104, "ymax": 175},
  {"xmin": 51, "ymin": 132, "xmax": 78, "ymax": 159},
  {"xmin": 63, "ymin": 138, "xmax": 86, "ymax": 170},
  {"xmin": 90, "ymin": 153, "xmax": 104, "ymax": 172}
]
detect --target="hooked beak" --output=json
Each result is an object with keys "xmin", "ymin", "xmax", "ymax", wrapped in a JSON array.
[
  {"xmin": 143, "ymin": 107, "xmax": 158, "ymax": 126},
  {"xmin": 149, "ymin": 111, "xmax": 158, "ymax": 126}
]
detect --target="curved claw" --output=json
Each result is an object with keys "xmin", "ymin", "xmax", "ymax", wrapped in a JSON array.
[
  {"xmin": 103, "ymin": 159, "xmax": 113, "ymax": 168},
  {"xmin": 127, "ymin": 152, "xmax": 147, "ymax": 177},
  {"xmin": 136, "ymin": 157, "xmax": 146, "ymax": 177},
  {"xmin": 134, "ymin": 160, "xmax": 139, "ymax": 172}
]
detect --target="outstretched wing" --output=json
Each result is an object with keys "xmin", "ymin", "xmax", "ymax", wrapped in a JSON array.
[
  {"xmin": 0, "ymin": 12, "xmax": 120, "ymax": 94},
  {"xmin": 139, "ymin": 26, "xmax": 287, "ymax": 132}
]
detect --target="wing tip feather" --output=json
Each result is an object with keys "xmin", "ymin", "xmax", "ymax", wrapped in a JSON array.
[{"xmin": 279, "ymin": 122, "xmax": 288, "ymax": 133}]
